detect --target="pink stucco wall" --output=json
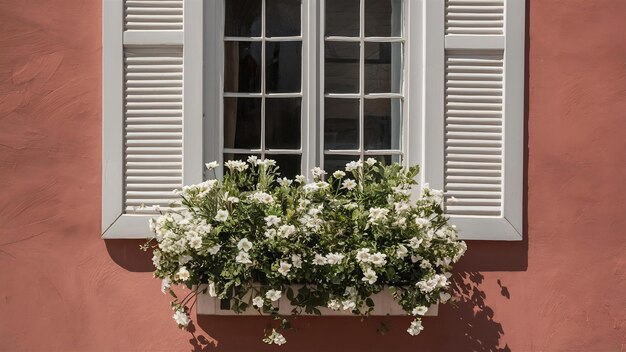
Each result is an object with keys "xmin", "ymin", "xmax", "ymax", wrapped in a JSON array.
[{"xmin": 1, "ymin": 0, "xmax": 625, "ymax": 351}]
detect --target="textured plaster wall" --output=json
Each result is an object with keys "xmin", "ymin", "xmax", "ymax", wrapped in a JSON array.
[{"xmin": 0, "ymin": 0, "xmax": 625, "ymax": 351}]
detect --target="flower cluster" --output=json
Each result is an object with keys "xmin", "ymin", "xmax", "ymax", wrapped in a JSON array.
[{"xmin": 146, "ymin": 157, "xmax": 467, "ymax": 345}]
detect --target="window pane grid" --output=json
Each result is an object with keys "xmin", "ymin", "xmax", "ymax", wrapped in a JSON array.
[
  {"xmin": 223, "ymin": 0, "xmax": 303, "ymax": 174},
  {"xmin": 323, "ymin": 0, "xmax": 405, "ymax": 169}
]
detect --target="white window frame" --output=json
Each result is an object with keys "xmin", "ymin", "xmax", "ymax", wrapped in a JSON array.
[
  {"xmin": 103, "ymin": 0, "xmax": 524, "ymax": 241},
  {"xmin": 204, "ymin": 0, "xmax": 421, "ymax": 180}
]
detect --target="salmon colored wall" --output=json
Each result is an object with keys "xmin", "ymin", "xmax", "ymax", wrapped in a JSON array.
[{"xmin": 1, "ymin": 0, "xmax": 624, "ymax": 351}]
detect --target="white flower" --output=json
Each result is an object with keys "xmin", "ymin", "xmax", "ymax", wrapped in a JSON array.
[
  {"xmin": 420, "ymin": 260, "xmax": 432, "ymax": 269},
  {"xmin": 278, "ymin": 177, "xmax": 293, "ymax": 187},
  {"xmin": 332, "ymin": 170, "xmax": 346, "ymax": 179},
  {"xmin": 408, "ymin": 237, "xmax": 423, "ymax": 250},
  {"xmin": 173, "ymin": 309, "xmax": 190, "ymax": 327},
  {"xmin": 265, "ymin": 289, "xmax": 281, "ymax": 302},
  {"xmin": 227, "ymin": 196, "xmax": 239, "ymax": 203},
  {"xmin": 394, "ymin": 202, "xmax": 410, "ymax": 213},
  {"xmin": 264, "ymin": 215, "xmax": 281, "ymax": 227},
  {"xmin": 303, "ymin": 182, "xmax": 320, "ymax": 193},
  {"xmin": 265, "ymin": 229, "xmax": 277, "ymax": 239},
  {"xmin": 277, "ymin": 261, "xmax": 292, "ymax": 276},
  {"xmin": 252, "ymin": 296, "xmax": 265, "ymax": 309},
  {"xmin": 368, "ymin": 207, "xmax": 389, "ymax": 224},
  {"xmin": 247, "ymin": 155, "xmax": 258, "ymax": 165},
  {"xmin": 362, "ymin": 268, "xmax": 378, "ymax": 284},
  {"xmin": 161, "ymin": 278, "xmax": 171, "ymax": 294},
  {"xmin": 369, "ymin": 252, "xmax": 387, "ymax": 267},
  {"xmin": 407, "ymin": 319, "xmax": 424, "ymax": 336},
  {"xmin": 248, "ymin": 191, "xmax": 274, "ymax": 204},
  {"xmin": 178, "ymin": 254, "xmax": 192, "ymax": 265},
  {"xmin": 355, "ymin": 248, "xmax": 371, "ymax": 263},
  {"xmin": 257, "ymin": 158, "xmax": 276, "ymax": 167},
  {"xmin": 325, "ymin": 252, "xmax": 345, "ymax": 265},
  {"xmin": 295, "ymin": 175, "xmax": 306, "ymax": 184},
  {"xmin": 311, "ymin": 167, "xmax": 327, "ymax": 179},
  {"xmin": 396, "ymin": 244, "xmax": 409, "ymax": 259},
  {"xmin": 345, "ymin": 160, "xmax": 363, "ymax": 172},
  {"xmin": 328, "ymin": 299, "xmax": 342, "ymax": 311},
  {"xmin": 235, "ymin": 251, "xmax": 252, "ymax": 264},
  {"xmin": 205, "ymin": 161, "xmax": 219, "ymax": 170},
  {"xmin": 215, "ymin": 209, "xmax": 229, "ymax": 222},
  {"xmin": 291, "ymin": 254, "xmax": 303, "ymax": 268},
  {"xmin": 176, "ymin": 266, "xmax": 190, "ymax": 281},
  {"xmin": 342, "ymin": 179, "xmax": 357, "ymax": 190},
  {"xmin": 312, "ymin": 253, "xmax": 328, "ymax": 265},
  {"xmin": 237, "ymin": 238, "xmax": 253, "ymax": 252},
  {"xmin": 342, "ymin": 299, "xmax": 357, "ymax": 311},
  {"xmin": 263, "ymin": 329, "xmax": 286, "ymax": 346},
  {"xmin": 412, "ymin": 306, "xmax": 429, "ymax": 316},
  {"xmin": 208, "ymin": 282, "xmax": 217, "ymax": 297},
  {"xmin": 207, "ymin": 244, "xmax": 221, "ymax": 255},
  {"xmin": 224, "ymin": 160, "xmax": 249, "ymax": 172},
  {"xmin": 414, "ymin": 217, "xmax": 430, "ymax": 228},
  {"xmin": 278, "ymin": 224, "xmax": 296, "ymax": 238},
  {"xmin": 365, "ymin": 157, "xmax": 377, "ymax": 166},
  {"xmin": 188, "ymin": 235, "xmax": 202, "ymax": 250}
]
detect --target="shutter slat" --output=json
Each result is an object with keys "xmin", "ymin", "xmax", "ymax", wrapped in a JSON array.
[
  {"xmin": 125, "ymin": 0, "xmax": 183, "ymax": 31},
  {"xmin": 444, "ymin": 51, "xmax": 504, "ymax": 216},
  {"xmin": 124, "ymin": 46, "xmax": 183, "ymax": 214},
  {"xmin": 445, "ymin": 0, "xmax": 504, "ymax": 35}
]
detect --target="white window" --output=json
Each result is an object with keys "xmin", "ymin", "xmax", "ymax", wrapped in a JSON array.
[{"xmin": 103, "ymin": 0, "xmax": 524, "ymax": 240}]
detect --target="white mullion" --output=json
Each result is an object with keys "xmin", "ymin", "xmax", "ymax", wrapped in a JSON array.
[
  {"xmin": 364, "ymin": 93, "xmax": 403, "ymax": 99},
  {"xmin": 324, "ymin": 36, "xmax": 360, "ymax": 42},
  {"xmin": 224, "ymin": 36, "xmax": 262, "ymax": 42},
  {"xmin": 319, "ymin": 0, "xmax": 326, "ymax": 170},
  {"xmin": 223, "ymin": 148, "xmax": 263, "ymax": 154},
  {"xmin": 359, "ymin": 0, "xmax": 365, "ymax": 161},
  {"xmin": 224, "ymin": 92, "xmax": 263, "ymax": 98},
  {"xmin": 266, "ymin": 149, "xmax": 304, "ymax": 155},
  {"xmin": 325, "ymin": 93, "xmax": 360, "ymax": 99},
  {"xmin": 364, "ymin": 37, "xmax": 404, "ymax": 42},
  {"xmin": 266, "ymin": 36, "xmax": 304, "ymax": 42},
  {"xmin": 261, "ymin": 0, "xmax": 267, "ymax": 160},
  {"xmin": 266, "ymin": 92, "xmax": 303, "ymax": 98},
  {"xmin": 324, "ymin": 149, "xmax": 403, "ymax": 156}
]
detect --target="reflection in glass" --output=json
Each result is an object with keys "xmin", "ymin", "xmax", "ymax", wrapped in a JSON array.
[
  {"xmin": 266, "ymin": 42, "xmax": 302, "ymax": 93},
  {"xmin": 365, "ymin": 42, "xmax": 402, "ymax": 93},
  {"xmin": 325, "ymin": 0, "xmax": 360, "ymax": 37},
  {"xmin": 224, "ymin": 98, "xmax": 262, "ymax": 149},
  {"xmin": 266, "ymin": 98, "xmax": 302, "ymax": 149},
  {"xmin": 323, "ymin": 155, "xmax": 360, "ymax": 176},
  {"xmin": 365, "ymin": 0, "xmax": 403, "ymax": 37},
  {"xmin": 267, "ymin": 0, "xmax": 302, "ymax": 37},
  {"xmin": 271, "ymin": 154, "xmax": 301, "ymax": 179},
  {"xmin": 224, "ymin": 42, "xmax": 262, "ymax": 93},
  {"xmin": 225, "ymin": 0, "xmax": 262, "ymax": 37},
  {"xmin": 364, "ymin": 99, "xmax": 402, "ymax": 150},
  {"xmin": 325, "ymin": 42, "xmax": 360, "ymax": 93},
  {"xmin": 324, "ymin": 98, "xmax": 359, "ymax": 150}
]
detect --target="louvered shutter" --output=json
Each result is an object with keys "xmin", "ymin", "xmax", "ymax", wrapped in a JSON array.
[
  {"xmin": 102, "ymin": 0, "xmax": 203, "ymax": 239},
  {"xmin": 423, "ymin": 0, "xmax": 524, "ymax": 240}
]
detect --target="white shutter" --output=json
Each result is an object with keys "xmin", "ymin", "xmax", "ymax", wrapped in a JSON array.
[
  {"xmin": 424, "ymin": 0, "xmax": 524, "ymax": 240},
  {"xmin": 102, "ymin": 0, "xmax": 203, "ymax": 239}
]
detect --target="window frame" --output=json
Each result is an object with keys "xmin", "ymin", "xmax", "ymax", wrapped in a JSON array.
[{"xmin": 204, "ymin": 0, "xmax": 422, "ymax": 180}]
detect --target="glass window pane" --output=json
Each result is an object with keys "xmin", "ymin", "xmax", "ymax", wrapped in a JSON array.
[
  {"xmin": 365, "ymin": 0, "xmax": 403, "ymax": 37},
  {"xmin": 325, "ymin": 98, "xmax": 360, "ymax": 150},
  {"xmin": 266, "ymin": 41, "xmax": 302, "ymax": 93},
  {"xmin": 271, "ymin": 154, "xmax": 301, "ymax": 179},
  {"xmin": 266, "ymin": 98, "xmax": 301, "ymax": 149},
  {"xmin": 365, "ymin": 42, "xmax": 402, "ymax": 94},
  {"xmin": 325, "ymin": 42, "xmax": 360, "ymax": 94},
  {"xmin": 224, "ymin": 41, "xmax": 262, "ymax": 93},
  {"xmin": 326, "ymin": 0, "xmax": 360, "ymax": 37},
  {"xmin": 267, "ymin": 0, "xmax": 301, "ymax": 37},
  {"xmin": 364, "ymin": 98, "xmax": 402, "ymax": 150},
  {"xmin": 324, "ymin": 155, "xmax": 360, "ymax": 175},
  {"xmin": 225, "ymin": 0, "xmax": 262, "ymax": 37},
  {"xmin": 224, "ymin": 97, "xmax": 262, "ymax": 149}
]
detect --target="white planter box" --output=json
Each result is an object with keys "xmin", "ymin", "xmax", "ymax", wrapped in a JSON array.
[{"xmin": 196, "ymin": 285, "xmax": 438, "ymax": 316}]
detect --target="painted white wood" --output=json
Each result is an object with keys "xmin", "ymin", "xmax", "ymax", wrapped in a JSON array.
[
  {"xmin": 196, "ymin": 285, "xmax": 438, "ymax": 316},
  {"xmin": 103, "ymin": 0, "xmax": 203, "ymax": 239},
  {"xmin": 423, "ymin": 0, "xmax": 525, "ymax": 241}
]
